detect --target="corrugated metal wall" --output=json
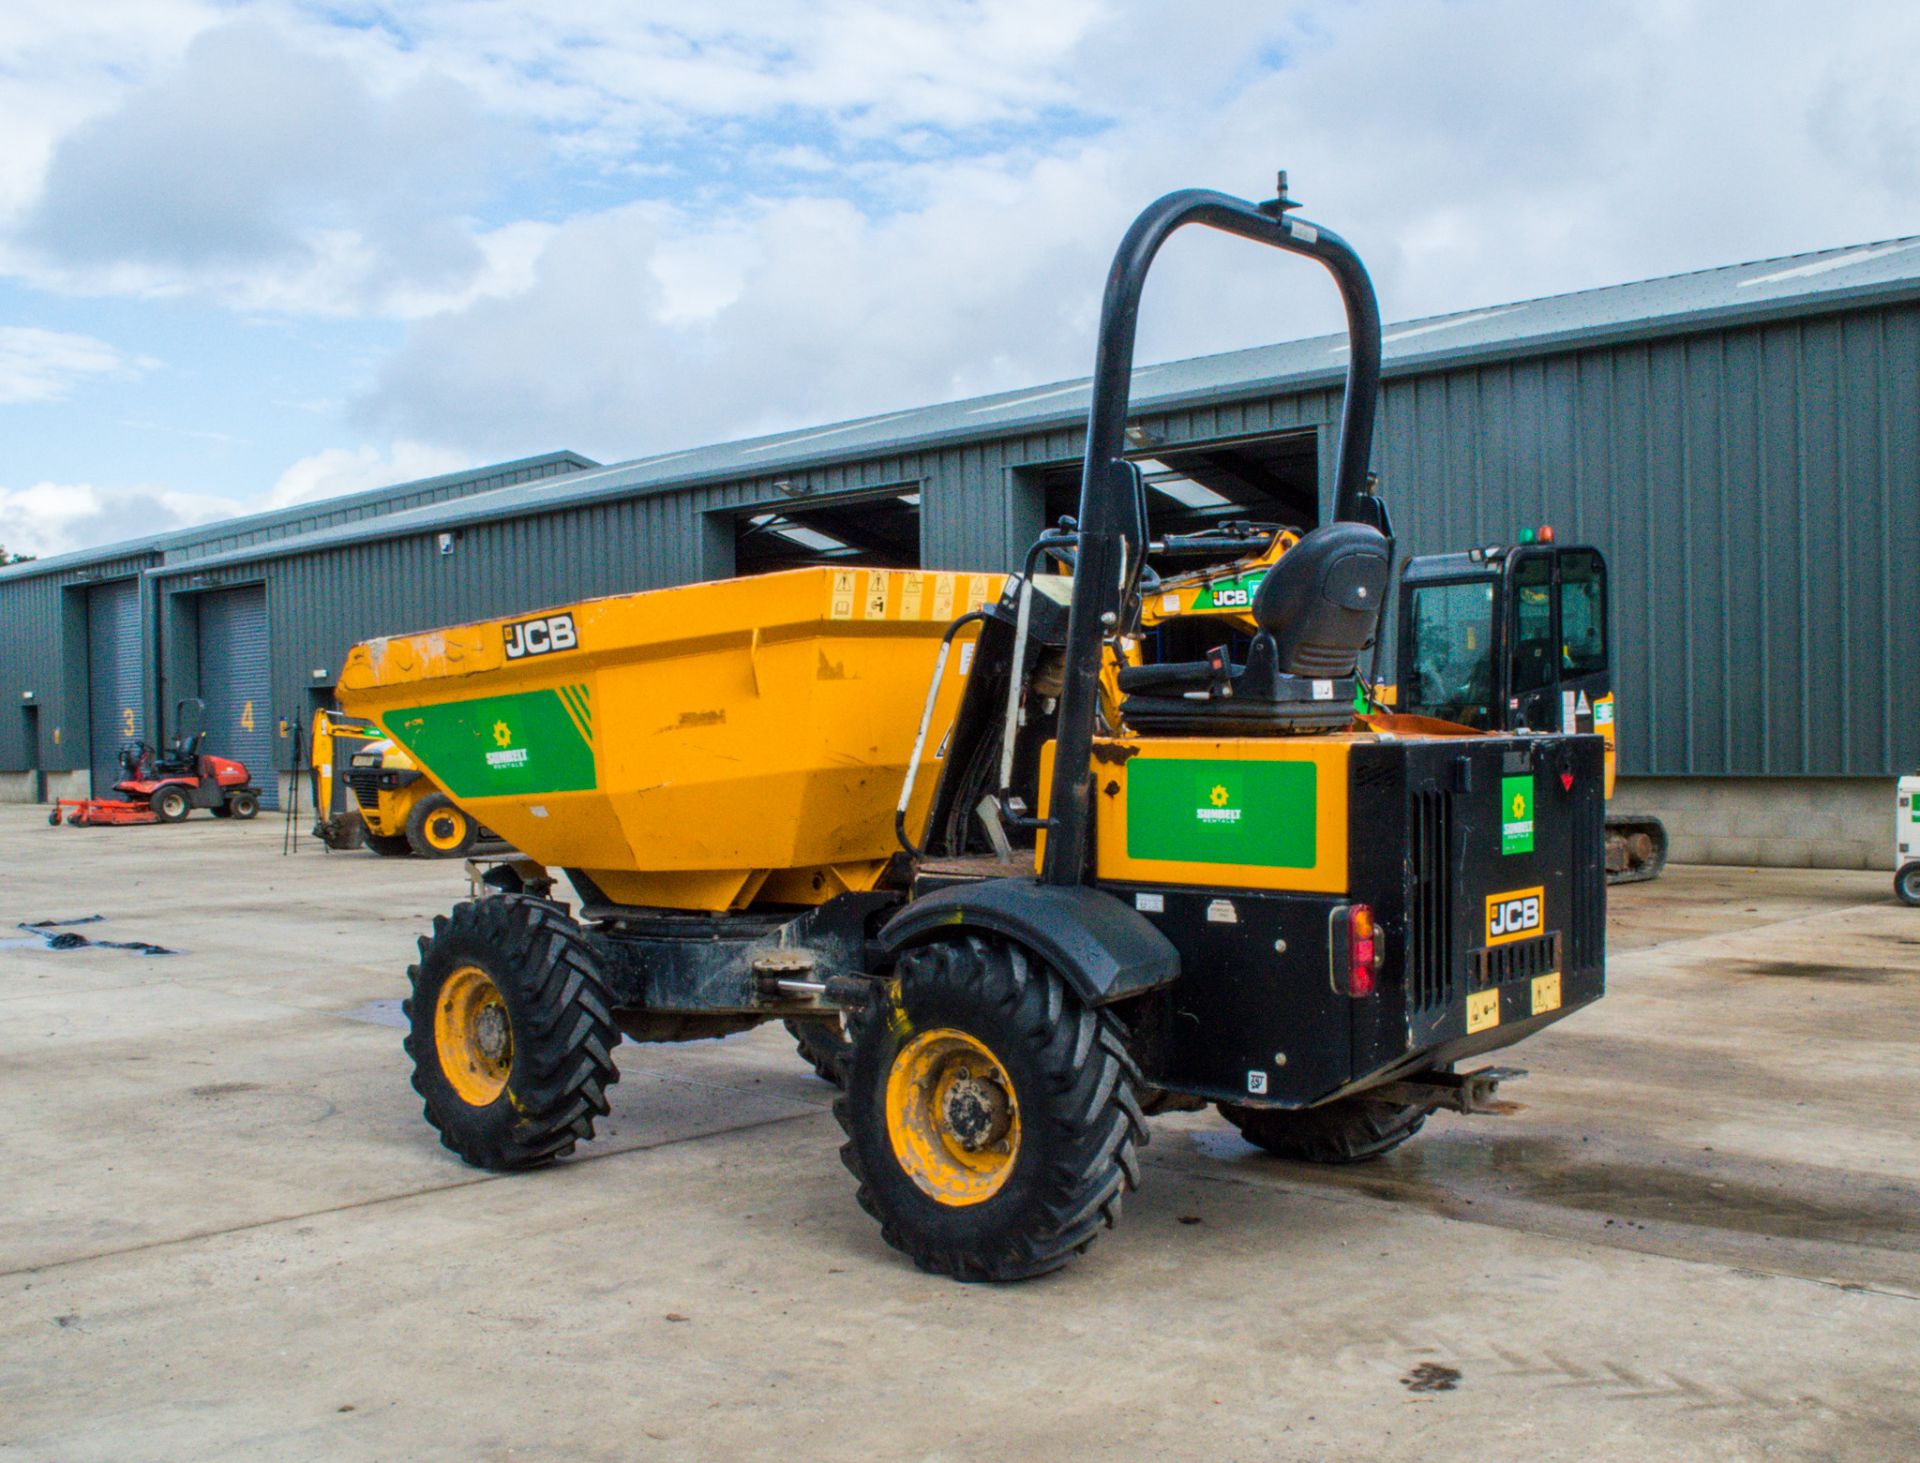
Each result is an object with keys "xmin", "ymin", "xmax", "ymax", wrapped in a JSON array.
[
  {"xmin": 20, "ymin": 303, "xmax": 1920, "ymax": 787},
  {"xmin": 0, "ymin": 553, "xmax": 156, "ymax": 773},
  {"xmin": 195, "ymin": 585, "xmax": 275, "ymax": 807},
  {"xmin": 1373, "ymin": 302, "xmax": 1920, "ymax": 777},
  {"xmin": 85, "ymin": 579, "xmax": 144, "ymax": 792}
]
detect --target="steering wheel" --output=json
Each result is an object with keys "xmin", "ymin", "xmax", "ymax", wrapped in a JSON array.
[{"xmin": 119, "ymin": 740, "xmax": 156, "ymax": 779}]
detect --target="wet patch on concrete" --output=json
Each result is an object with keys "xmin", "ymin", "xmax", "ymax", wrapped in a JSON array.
[
  {"xmin": 1728, "ymin": 958, "xmax": 1893, "ymax": 984},
  {"xmin": 341, "ymin": 999, "xmax": 408, "ymax": 1030},
  {"xmin": 1174, "ymin": 1122, "xmax": 1920, "ymax": 1290}
]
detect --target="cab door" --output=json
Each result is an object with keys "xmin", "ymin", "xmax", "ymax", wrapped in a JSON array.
[
  {"xmin": 1504, "ymin": 550, "xmax": 1560, "ymax": 732},
  {"xmin": 1503, "ymin": 547, "xmax": 1611, "ymax": 738}
]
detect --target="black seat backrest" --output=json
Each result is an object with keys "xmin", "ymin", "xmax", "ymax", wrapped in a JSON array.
[{"xmin": 1250, "ymin": 522, "xmax": 1391, "ymax": 679}]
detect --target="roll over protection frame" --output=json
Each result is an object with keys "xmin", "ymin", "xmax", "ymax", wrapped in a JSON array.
[{"xmin": 1040, "ymin": 176, "xmax": 1386, "ymax": 887}]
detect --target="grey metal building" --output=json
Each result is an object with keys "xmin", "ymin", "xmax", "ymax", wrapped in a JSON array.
[
  {"xmin": 4, "ymin": 239, "xmax": 1916, "ymax": 865},
  {"xmin": 0, "ymin": 452, "xmax": 596, "ymax": 805}
]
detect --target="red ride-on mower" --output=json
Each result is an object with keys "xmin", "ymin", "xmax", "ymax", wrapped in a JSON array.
[{"xmin": 50, "ymin": 698, "xmax": 262, "ymax": 827}]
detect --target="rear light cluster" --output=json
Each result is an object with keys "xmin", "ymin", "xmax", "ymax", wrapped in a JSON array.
[
  {"xmin": 1350, "ymin": 905, "xmax": 1378, "ymax": 997},
  {"xmin": 1331, "ymin": 903, "xmax": 1384, "ymax": 998}
]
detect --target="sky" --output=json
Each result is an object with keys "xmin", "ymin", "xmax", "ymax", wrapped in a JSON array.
[{"xmin": 2, "ymin": 0, "xmax": 1917, "ymax": 559}]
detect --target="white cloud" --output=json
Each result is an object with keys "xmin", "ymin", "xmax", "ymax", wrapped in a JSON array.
[
  {"xmin": 4, "ymin": 17, "xmax": 521, "ymax": 317},
  {"xmin": 0, "ymin": 326, "xmax": 155, "ymax": 405},
  {"xmin": 0, "ymin": 479, "xmax": 239, "ymax": 559},
  {"xmin": 268, "ymin": 441, "xmax": 474, "ymax": 508},
  {"xmin": 359, "ymin": 0, "xmax": 1920, "ymax": 464}
]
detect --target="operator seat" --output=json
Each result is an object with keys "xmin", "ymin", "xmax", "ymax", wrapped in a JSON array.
[{"xmin": 1119, "ymin": 521, "xmax": 1391, "ymax": 734}]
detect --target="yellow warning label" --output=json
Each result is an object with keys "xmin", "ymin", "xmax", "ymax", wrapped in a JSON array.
[
  {"xmin": 901, "ymin": 571, "xmax": 925, "ymax": 620},
  {"xmin": 1531, "ymin": 971, "xmax": 1562, "ymax": 1016},
  {"xmin": 829, "ymin": 571, "xmax": 856, "ymax": 620},
  {"xmin": 931, "ymin": 574, "xmax": 955, "ymax": 621},
  {"xmin": 864, "ymin": 572, "xmax": 889, "ymax": 620},
  {"xmin": 966, "ymin": 573, "xmax": 993, "ymax": 612},
  {"xmin": 1466, "ymin": 989, "xmax": 1501, "ymax": 1034}
]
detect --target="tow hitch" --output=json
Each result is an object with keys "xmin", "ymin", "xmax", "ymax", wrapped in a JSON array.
[{"xmin": 1373, "ymin": 1066, "xmax": 1525, "ymax": 1115}]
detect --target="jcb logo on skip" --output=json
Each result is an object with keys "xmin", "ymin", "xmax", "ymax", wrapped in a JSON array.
[
  {"xmin": 1485, "ymin": 886, "xmax": 1544, "ymax": 945},
  {"xmin": 504, "ymin": 613, "xmax": 578, "ymax": 660}
]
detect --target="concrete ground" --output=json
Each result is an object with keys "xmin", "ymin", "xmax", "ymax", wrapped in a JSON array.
[{"xmin": 0, "ymin": 806, "xmax": 1915, "ymax": 1462}]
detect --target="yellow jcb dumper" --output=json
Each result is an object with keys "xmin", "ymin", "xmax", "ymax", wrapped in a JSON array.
[
  {"xmin": 309, "ymin": 707, "xmax": 493, "ymax": 858},
  {"xmin": 340, "ymin": 175, "xmax": 1610, "ymax": 1281}
]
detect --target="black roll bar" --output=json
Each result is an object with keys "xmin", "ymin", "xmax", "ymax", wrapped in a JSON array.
[{"xmin": 1040, "ymin": 177, "xmax": 1385, "ymax": 887}]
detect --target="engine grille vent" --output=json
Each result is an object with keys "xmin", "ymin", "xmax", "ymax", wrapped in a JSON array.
[
  {"xmin": 1409, "ymin": 788, "xmax": 1453, "ymax": 1012},
  {"xmin": 1472, "ymin": 931, "xmax": 1563, "ymax": 991}
]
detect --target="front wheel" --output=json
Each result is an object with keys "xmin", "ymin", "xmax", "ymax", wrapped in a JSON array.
[
  {"xmin": 149, "ymin": 785, "xmax": 190, "ymax": 823},
  {"xmin": 406, "ymin": 793, "xmax": 477, "ymax": 858},
  {"xmin": 404, "ymin": 895, "xmax": 622, "ymax": 1170},
  {"xmin": 1217, "ymin": 1095, "xmax": 1429, "ymax": 1164},
  {"xmin": 1897, "ymin": 862, "xmax": 1920, "ymax": 908},
  {"xmin": 836, "ymin": 935, "xmax": 1147, "ymax": 1282}
]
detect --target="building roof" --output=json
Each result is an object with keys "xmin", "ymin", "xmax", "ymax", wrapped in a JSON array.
[
  {"xmin": 0, "ymin": 450, "xmax": 598, "ymax": 585},
  {"xmin": 138, "ymin": 233, "xmax": 1920, "ymax": 577}
]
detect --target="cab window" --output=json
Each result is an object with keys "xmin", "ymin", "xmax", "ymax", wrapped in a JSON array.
[
  {"xmin": 1404, "ymin": 579, "xmax": 1494, "ymax": 728},
  {"xmin": 1559, "ymin": 550, "xmax": 1607, "ymax": 677},
  {"xmin": 1511, "ymin": 556, "xmax": 1556, "ymax": 695}
]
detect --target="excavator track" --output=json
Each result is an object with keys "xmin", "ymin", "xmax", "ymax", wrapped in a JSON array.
[{"xmin": 1605, "ymin": 815, "xmax": 1668, "ymax": 885}]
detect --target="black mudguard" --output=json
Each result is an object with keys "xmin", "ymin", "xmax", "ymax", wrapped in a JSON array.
[{"xmin": 879, "ymin": 877, "xmax": 1179, "ymax": 1006}]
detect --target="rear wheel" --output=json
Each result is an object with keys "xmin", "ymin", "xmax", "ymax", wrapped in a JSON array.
[
  {"xmin": 404, "ymin": 895, "xmax": 621, "ymax": 1170},
  {"xmin": 785, "ymin": 1017, "xmax": 849, "ymax": 1085},
  {"xmin": 406, "ymin": 793, "xmax": 477, "ymax": 858},
  {"xmin": 226, "ymin": 790, "xmax": 259, "ymax": 820},
  {"xmin": 149, "ymin": 786, "xmax": 190, "ymax": 823},
  {"xmin": 1897, "ymin": 862, "xmax": 1920, "ymax": 908},
  {"xmin": 836, "ymin": 935, "xmax": 1147, "ymax": 1282},
  {"xmin": 1218, "ymin": 1096, "xmax": 1429, "ymax": 1164}
]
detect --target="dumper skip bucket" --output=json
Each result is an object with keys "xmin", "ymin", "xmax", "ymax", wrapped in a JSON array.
[{"xmin": 337, "ymin": 567, "xmax": 1000, "ymax": 911}]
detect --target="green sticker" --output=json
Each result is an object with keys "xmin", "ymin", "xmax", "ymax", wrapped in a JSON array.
[
  {"xmin": 1501, "ymin": 773, "xmax": 1535, "ymax": 855},
  {"xmin": 1192, "ymin": 571, "xmax": 1267, "ymax": 611},
  {"xmin": 385, "ymin": 686, "xmax": 596, "ymax": 800},
  {"xmin": 1126, "ymin": 758, "xmax": 1317, "ymax": 867}
]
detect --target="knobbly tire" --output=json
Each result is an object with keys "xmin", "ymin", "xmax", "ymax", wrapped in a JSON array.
[
  {"xmin": 406, "ymin": 792, "xmax": 478, "ymax": 858},
  {"xmin": 836, "ymin": 934, "xmax": 1147, "ymax": 1282},
  {"xmin": 1217, "ymin": 1095, "xmax": 1429, "ymax": 1164},
  {"xmin": 404, "ymin": 895, "xmax": 621, "ymax": 1170},
  {"xmin": 785, "ymin": 1017, "xmax": 848, "ymax": 1085}
]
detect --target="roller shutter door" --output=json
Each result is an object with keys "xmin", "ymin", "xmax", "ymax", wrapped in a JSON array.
[
  {"xmin": 197, "ymin": 586, "xmax": 275, "ymax": 808},
  {"xmin": 86, "ymin": 580, "xmax": 143, "ymax": 796}
]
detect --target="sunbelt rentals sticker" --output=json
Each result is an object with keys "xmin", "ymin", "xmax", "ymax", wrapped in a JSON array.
[
  {"xmin": 1501, "ymin": 774, "xmax": 1534, "ymax": 855},
  {"xmin": 486, "ymin": 718, "xmax": 528, "ymax": 769}
]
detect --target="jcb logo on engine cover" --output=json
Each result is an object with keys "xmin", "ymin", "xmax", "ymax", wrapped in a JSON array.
[
  {"xmin": 504, "ymin": 613, "xmax": 578, "ymax": 660},
  {"xmin": 1486, "ymin": 886, "xmax": 1544, "ymax": 946}
]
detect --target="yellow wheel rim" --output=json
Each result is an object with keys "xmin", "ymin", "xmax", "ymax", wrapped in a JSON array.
[
  {"xmin": 435, "ymin": 964, "xmax": 512, "ymax": 1105},
  {"xmin": 885, "ymin": 1028, "xmax": 1021, "ymax": 1206},
  {"xmin": 423, "ymin": 806, "xmax": 469, "ymax": 852}
]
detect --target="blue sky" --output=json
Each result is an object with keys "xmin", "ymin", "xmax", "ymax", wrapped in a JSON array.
[{"xmin": 3, "ymin": 0, "xmax": 1918, "ymax": 557}]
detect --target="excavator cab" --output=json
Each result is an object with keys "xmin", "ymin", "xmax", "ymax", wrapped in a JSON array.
[
  {"xmin": 1397, "ymin": 541, "xmax": 1609, "ymax": 763},
  {"xmin": 1396, "ymin": 537, "xmax": 1666, "ymax": 881}
]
